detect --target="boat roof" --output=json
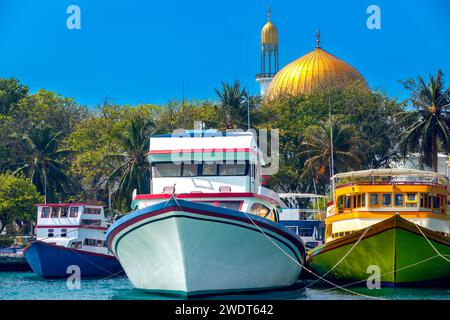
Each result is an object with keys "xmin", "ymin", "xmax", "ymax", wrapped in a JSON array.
[
  {"xmin": 148, "ymin": 130, "xmax": 265, "ymax": 165},
  {"xmin": 331, "ymin": 168, "xmax": 448, "ymax": 180},
  {"xmin": 35, "ymin": 203, "xmax": 103, "ymax": 207},
  {"xmin": 152, "ymin": 130, "xmax": 254, "ymax": 138}
]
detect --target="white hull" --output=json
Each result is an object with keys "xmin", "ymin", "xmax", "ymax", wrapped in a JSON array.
[{"xmin": 108, "ymin": 201, "xmax": 305, "ymax": 295}]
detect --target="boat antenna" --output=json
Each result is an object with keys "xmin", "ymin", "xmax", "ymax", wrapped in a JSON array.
[
  {"xmin": 329, "ymin": 91, "xmax": 335, "ymax": 200},
  {"xmin": 247, "ymin": 91, "xmax": 251, "ymax": 131},
  {"xmin": 181, "ymin": 78, "xmax": 185, "ymax": 113}
]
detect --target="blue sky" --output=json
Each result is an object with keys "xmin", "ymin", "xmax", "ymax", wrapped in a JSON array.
[{"xmin": 0, "ymin": 0, "xmax": 449, "ymax": 106}]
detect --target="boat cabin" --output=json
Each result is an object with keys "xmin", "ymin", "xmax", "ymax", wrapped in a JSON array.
[
  {"xmin": 147, "ymin": 130, "xmax": 264, "ymax": 194},
  {"xmin": 326, "ymin": 169, "xmax": 450, "ymax": 242},
  {"xmin": 35, "ymin": 203, "xmax": 111, "ymax": 254}
]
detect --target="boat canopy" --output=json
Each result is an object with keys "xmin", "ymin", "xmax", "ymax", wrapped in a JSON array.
[{"xmin": 331, "ymin": 169, "xmax": 448, "ymax": 181}]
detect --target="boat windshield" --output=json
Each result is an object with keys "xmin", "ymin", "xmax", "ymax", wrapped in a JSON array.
[
  {"xmin": 152, "ymin": 161, "xmax": 249, "ymax": 178},
  {"xmin": 197, "ymin": 201, "xmax": 242, "ymax": 211}
]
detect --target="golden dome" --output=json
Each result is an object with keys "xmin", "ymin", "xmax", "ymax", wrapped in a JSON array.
[
  {"xmin": 261, "ymin": 8, "xmax": 278, "ymax": 45},
  {"xmin": 266, "ymin": 36, "xmax": 367, "ymax": 97}
]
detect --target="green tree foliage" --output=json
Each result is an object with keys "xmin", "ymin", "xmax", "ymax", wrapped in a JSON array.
[
  {"xmin": 13, "ymin": 89, "xmax": 88, "ymax": 136},
  {"xmin": 106, "ymin": 117, "xmax": 158, "ymax": 211},
  {"xmin": 259, "ymin": 83, "xmax": 403, "ymax": 194},
  {"xmin": 300, "ymin": 117, "xmax": 363, "ymax": 182},
  {"xmin": 15, "ymin": 126, "xmax": 71, "ymax": 202},
  {"xmin": 0, "ymin": 174, "xmax": 43, "ymax": 233},
  {"xmin": 0, "ymin": 78, "xmax": 29, "ymax": 115},
  {"xmin": 398, "ymin": 69, "xmax": 450, "ymax": 171},
  {"xmin": 215, "ymin": 81, "xmax": 259, "ymax": 129}
]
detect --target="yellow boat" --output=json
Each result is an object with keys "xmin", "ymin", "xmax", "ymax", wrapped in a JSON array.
[{"xmin": 308, "ymin": 169, "xmax": 450, "ymax": 286}]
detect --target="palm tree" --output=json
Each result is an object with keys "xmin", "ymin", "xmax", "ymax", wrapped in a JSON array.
[
  {"xmin": 107, "ymin": 117, "xmax": 157, "ymax": 211},
  {"xmin": 14, "ymin": 126, "xmax": 71, "ymax": 202},
  {"xmin": 398, "ymin": 69, "xmax": 450, "ymax": 172},
  {"xmin": 299, "ymin": 117, "xmax": 363, "ymax": 180},
  {"xmin": 215, "ymin": 81, "xmax": 257, "ymax": 129}
]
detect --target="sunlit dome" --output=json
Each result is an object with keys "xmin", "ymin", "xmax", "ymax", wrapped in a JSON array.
[
  {"xmin": 261, "ymin": 8, "xmax": 278, "ymax": 45},
  {"xmin": 266, "ymin": 32, "xmax": 367, "ymax": 97}
]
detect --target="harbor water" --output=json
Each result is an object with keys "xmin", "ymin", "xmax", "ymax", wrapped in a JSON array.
[{"xmin": 1, "ymin": 272, "xmax": 448, "ymax": 300}]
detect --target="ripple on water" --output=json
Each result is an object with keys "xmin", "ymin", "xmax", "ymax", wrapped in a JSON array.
[{"xmin": 0, "ymin": 272, "xmax": 449, "ymax": 300}]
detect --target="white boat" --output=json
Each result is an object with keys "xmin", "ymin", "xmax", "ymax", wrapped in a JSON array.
[
  {"xmin": 24, "ymin": 203, "xmax": 122, "ymax": 278},
  {"xmin": 106, "ymin": 130, "xmax": 305, "ymax": 295}
]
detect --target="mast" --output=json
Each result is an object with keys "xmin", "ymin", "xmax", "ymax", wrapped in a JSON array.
[{"xmin": 328, "ymin": 83, "xmax": 335, "ymax": 202}]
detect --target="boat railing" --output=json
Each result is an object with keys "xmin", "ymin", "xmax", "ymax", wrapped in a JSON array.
[{"xmin": 335, "ymin": 180, "xmax": 448, "ymax": 190}]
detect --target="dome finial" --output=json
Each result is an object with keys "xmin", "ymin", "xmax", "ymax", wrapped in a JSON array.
[
  {"xmin": 268, "ymin": 6, "xmax": 271, "ymax": 21},
  {"xmin": 316, "ymin": 29, "xmax": 321, "ymax": 48}
]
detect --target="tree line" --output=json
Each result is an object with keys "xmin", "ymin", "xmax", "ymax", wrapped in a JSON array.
[{"xmin": 0, "ymin": 71, "xmax": 449, "ymax": 235}]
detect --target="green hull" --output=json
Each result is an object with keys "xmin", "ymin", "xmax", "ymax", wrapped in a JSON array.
[{"xmin": 307, "ymin": 215, "xmax": 450, "ymax": 285}]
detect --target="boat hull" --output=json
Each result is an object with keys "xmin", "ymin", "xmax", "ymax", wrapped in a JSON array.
[
  {"xmin": 107, "ymin": 199, "xmax": 305, "ymax": 296},
  {"xmin": 24, "ymin": 241, "xmax": 123, "ymax": 278},
  {"xmin": 307, "ymin": 215, "xmax": 450, "ymax": 286}
]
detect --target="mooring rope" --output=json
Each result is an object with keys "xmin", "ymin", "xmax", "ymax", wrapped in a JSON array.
[
  {"xmin": 414, "ymin": 223, "xmax": 450, "ymax": 263},
  {"xmin": 241, "ymin": 211, "xmax": 385, "ymax": 300},
  {"xmin": 320, "ymin": 254, "xmax": 442, "ymax": 291},
  {"xmin": 300, "ymin": 225, "xmax": 372, "ymax": 290}
]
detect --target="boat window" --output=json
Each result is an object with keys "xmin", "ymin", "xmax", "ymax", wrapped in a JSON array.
[
  {"xmin": 217, "ymin": 201, "xmax": 241, "ymax": 210},
  {"xmin": 382, "ymin": 194, "xmax": 392, "ymax": 206},
  {"xmin": 344, "ymin": 196, "xmax": 351, "ymax": 209},
  {"xmin": 298, "ymin": 228, "xmax": 314, "ymax": 237},
  {"xmin": 427, "ymin": 195, "xmax": 432, "ymax": 208},
  {"xmin": 198, "ymin": 201, "xmax": 242, "ymax": 211},
  {"xmin": 83, "ymin": 238, "xmax": 105, "ymax": 247},
  {"xmin": 69, "ymin": 207, "xmax": 79, "ymax": 217},
  {"xmin": 361, "ymin": 193, "xmax": 366, "ymax": 207},
  {"xmin": 81, "ymin": 219, "xmax": 102, "ymax": 226},
  {"xmin": 48, "ymin": 229, "xmax": 54, "ymax": 237},
  {"xmin": 369, "ymin": 194, "xmax": 379, "ymax": 206},
  {"xmin": 406, "ymin": 193, "xmax": 417, "ymax": 207},
  {"xmin": 286, "ymin": 226, "xmax": 297, "ymax": 234},
  {"xmin": 61, "ymin": 229, "xmax": 67, "ymax": 237},
  {"xmin": 407, "ymin": 193, "xmax": 416, "ymax": 201},
  {"xmin": 201, "ymin": 163, "xmax": 217, "ymax": 176},
  {"xmin": 153, "ymin": 162, "xmax": 182, "ymax": 177},
  {"xmin": 84, "ymin": 208, "xmax": 101, "ymax": 215},
  {"xmin": 218, "ymin": 162, "xmax": 247, "ymax": 176},
  {"xmin": 182, "ymin": 163, "xmax": 198, "ymax": 177},
  {"xmin": 355, "ymin": 195, "xmax": 361, "ymax": 208},
  {"xmin": 41, "ymin": 207, "xmax": 50, "ymax": 218},
  {"xmin": 420, "ymin": 194, "xmax": 425, "ymax": 207},
  {"xmin": 249, "ymin": 202, "xmax": 270, "ymax": 218},
  {"xmin": 70, "ymin": 241, "xmax": 82, "ymax": 249},
  {"xmin": 394, "ymin": 194, "xmax": 404, "ymax": 206},
  {"xmin": 60, "ymin": 207, "xmax": 68, "ymax": 218},
  {"xmin": 433, "ymin": 196, "xmax": 440, "ymax": 209},
  {"xmin": 50, "ymin": 207, "xmax": 59, "ymax": 218}
]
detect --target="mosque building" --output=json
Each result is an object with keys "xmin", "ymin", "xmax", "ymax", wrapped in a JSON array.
[{"xmin": 256, "ymin": 9, "xmax": 368, "ymax": 97}]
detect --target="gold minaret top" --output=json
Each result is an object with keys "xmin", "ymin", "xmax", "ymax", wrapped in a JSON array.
[{"xmin": 261, "ymin": 7, "xmax": 278, "ymax": 45}]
